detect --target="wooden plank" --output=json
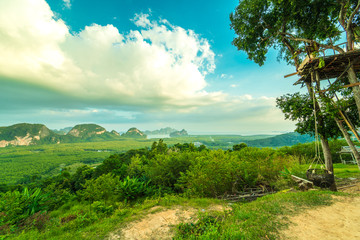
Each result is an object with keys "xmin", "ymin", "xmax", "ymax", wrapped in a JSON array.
[
  {"xmin": 291, "ymin": 175, "xmax": 314, "ymax": 191},
  {"xmin": 284, "ymin": 72, "xmax": 299, "ymax": 78},
  {"xmin": 317, "ymin": 82, "xmax": 360, "ymax": 93}
]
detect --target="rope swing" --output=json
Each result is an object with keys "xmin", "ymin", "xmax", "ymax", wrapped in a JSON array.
[
  {"xmin": 308, "ymin": 81, "xmax": 324, "ymax": 171},
  {"xmin": 306, "ymin": 79, "xmax": 335, "ymax": 188}
]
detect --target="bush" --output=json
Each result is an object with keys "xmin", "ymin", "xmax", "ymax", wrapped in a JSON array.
[
  {"xmin": 175, "ymin": 213, "xmax": 224, "ymax": 240},
  {"xmin": 91, "ymin": 201, "xmax": 114, "ymax": 216},
  {"xmin": 0, "ymin": 187, "xmax": 49, "ymax": 227},
  {"xmin": 79, "ymin": 173, "xmax": 120, "ymax": 203},
  {"xmin": 178, "ymin": 148, "xmax": 294, "ymax": 197},
  {"xmin": 145, "ymin": 152, "xmax": 193, "ymax": 192},
  {"xmin": 116, "ymin": 176, "xmax": 152, "ymax": 200}
]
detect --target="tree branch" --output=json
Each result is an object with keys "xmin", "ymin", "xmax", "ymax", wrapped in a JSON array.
[
  {"xmin": 347, "ymin": 0, "xmax": 360, "ymax": 30},
  {"xmin": 279, "ymin": 32, "xmax": 345, "ymax": 54}
]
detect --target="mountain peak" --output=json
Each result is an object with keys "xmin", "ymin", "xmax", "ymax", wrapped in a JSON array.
[
  {"xmin": 122, "ymin": 127, "xmax": 147, "ymax": 138},
  {"xmin": 67, "ymin": 124, "xmax": 106, "ymax": 138}
]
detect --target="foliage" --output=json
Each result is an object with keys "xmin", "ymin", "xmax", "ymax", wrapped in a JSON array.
[
  {"xmin": 280, "ymin": 139, "xmax": 360, "ymax": 164},
  {"xmin": 232, "ymin": 143, "xmax": 247, "ymax": 151},
  {"xmin": 178, "ymin": 148, "xmax": 294, "ymax": 197},
  {"xmin": 0, "ymin": 187, "xmax": 49, "ymax": 230},
  {"xmin": 1, "ymin": 139, "xmax": 359, "ymax": 239},
  {"xmin": 0, "ymin": 133, "xmax": 317, "ymax": 184},
  {"xmin": 175, "ymin": 213, "xmax": 223, "ymax": 240},
  {"xmin": 230, "ymin": 0, "xmax": 341, "ymax": 66},
  {"xmin": 116, "ymin": 176, "xmax": 152, "ymax": 200},
  {"xmin": 145, "ymin": 152, "xmax": 193, "ymax": 192},
  {"xmin": 276, "ymin": 92, "xmax": 340, "ymax": 138},
  {"xmin": 79, "ymin": 173, "xmax": 120, "ymax": 203}
]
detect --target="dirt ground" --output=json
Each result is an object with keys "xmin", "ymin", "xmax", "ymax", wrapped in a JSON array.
[
  {"xmin": 108, "ymin": 205, "xmax": 228, "ymax": 240},
  {"xmin": 280, "ymin": 181, "xmax": 360, "ymax": 240},
  {"xmin": 108, "ymin": 182, "xmax": 360, "ymax": 240}
]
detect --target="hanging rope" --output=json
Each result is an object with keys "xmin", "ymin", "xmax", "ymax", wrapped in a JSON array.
[{"xmin": 308, "ymin": 80, "xmax": 324, "ymax": 170}]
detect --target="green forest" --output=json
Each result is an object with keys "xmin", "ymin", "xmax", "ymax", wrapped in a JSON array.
[
  {"xmin": 2, "ymin": 0, "xmax": 360, "ymax": 239},
  {"xmin": 0, "ymin": 139, "xmax": 359, "ymax": 239}
]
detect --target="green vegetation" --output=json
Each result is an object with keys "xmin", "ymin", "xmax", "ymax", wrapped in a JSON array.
[
  {"xmin": 174, "ymin": 191, "xmax": 344, "ymax": 240},
  {"xmin": 0, "ymin": 139, "xmax": 358, "ymax": 239},
  {"xmin": 0, "ymin": 132, "xmax": 316, "ymax": 185}
]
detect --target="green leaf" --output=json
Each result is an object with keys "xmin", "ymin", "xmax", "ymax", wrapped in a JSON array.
[{"xmin": 318, "ymin": 57, "xmax": 325, "ymax": 69}]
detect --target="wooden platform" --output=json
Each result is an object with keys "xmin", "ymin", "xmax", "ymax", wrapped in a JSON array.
[{"xmin": 292, "ymin": 49, "xmax": 360, "ymax": 85}]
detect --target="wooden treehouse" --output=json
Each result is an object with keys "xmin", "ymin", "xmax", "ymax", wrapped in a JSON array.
[
  {"xmin": 285, "ymin": 48, "xmax": 360, "ymax": 142},
  {"xmin": 290, "ymin": 49, "xmax": 360, "ymax": 87},
  {"xmin": 285, "ymin": 48, "xmax": 360, "ymax": 190}
]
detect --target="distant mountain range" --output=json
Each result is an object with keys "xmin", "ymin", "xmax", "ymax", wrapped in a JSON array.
[
  {"xmin": 0, "ymin": 123, "xmax": 146, "ymax": 147},
  {"xmin": 245, "ymin": 132, "xmax": 314, "ymax": 147},
  {"xmin": 0, "ymin": 123, "xmax": 313, "ymax": 148},
  {"xmin": 144, "ymin": 127, "xmax": 178, "ymax": 135},
  {"xmin": 170, "ymin": 129, "xmax": 189, "ymax": 137}
]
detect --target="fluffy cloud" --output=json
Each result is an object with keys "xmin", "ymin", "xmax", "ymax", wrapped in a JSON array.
[
  {"xmin": 63, "ymin": 0, "xmax": 71, "ymax": 9},
  {"xmin": 0, "ymin": 0, "xmax": 219, "ymax": 110},
  {"xmin": 0, "ymin": 0, "xmax": 295, "ymax": 133}
]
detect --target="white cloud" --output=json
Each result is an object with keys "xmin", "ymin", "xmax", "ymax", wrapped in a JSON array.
[
  {"xmin": 63, "ymin": 0, "xmax": 71, "ymax": 9},
  {"xmin": 0, "ymin": 0, "xmax": 295, "ymax": 134},
  {"xmin": 0, "ymin": 1, "xmax": 218, "ymax": 110}
]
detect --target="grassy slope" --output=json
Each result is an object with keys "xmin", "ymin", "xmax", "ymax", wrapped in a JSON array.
[{"xmin": 8, "ymin": 190, "xmax": 349, "ymax": 240}]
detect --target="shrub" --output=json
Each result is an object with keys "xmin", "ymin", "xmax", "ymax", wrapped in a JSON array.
[
  {"xmin": 91, "ymin": 201, "xmax": 114, "ymax": 216},
  {"xmin": 79, "ymin": 173, "xmax": 120, "ymax": 203},
  {"xmin": 0, "ymin": 187, "xmax": 49, "ymax": 227},
  {"xmin": 179, "ymin": 148, "xmax": 295, "ymax": 197},
  {"xmin": 116, "ymin": 176, "xmax": 152, "ymax": 200},
  {"xmin": 144, "ymin": 152, "xmax": 193, "ymax": 192},
  {"xmin": 175, "ymin": 213, "xmax": 224, "ymax": 240}
]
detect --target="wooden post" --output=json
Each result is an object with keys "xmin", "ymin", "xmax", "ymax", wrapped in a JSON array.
[
  {"xmin": 335, "ymin": 118, "xmax": 360, "ymax": 170},
  {"xmin": 291, "ymin": 175, "xmax": 314, "ymax": 191}
]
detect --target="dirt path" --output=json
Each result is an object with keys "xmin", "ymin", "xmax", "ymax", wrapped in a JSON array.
[
  {"xmin": 108, "ymin": 183, "xmax": 360, "ymax": 240},
  {"xmin": 281, "ymin": 182, "xmax": 360, "ymax": 240},
  {"xmin": 108, "ymin": 205, "xmax": 228, "ymax": 240}
]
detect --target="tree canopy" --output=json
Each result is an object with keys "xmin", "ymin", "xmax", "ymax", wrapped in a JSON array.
[{"xmin": 230, "ymin": 0, "xmax": 359, "ymax": 66}]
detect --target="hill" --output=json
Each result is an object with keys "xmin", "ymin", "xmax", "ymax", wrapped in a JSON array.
[
  {"xmin": 170, "ymin": 129, "xmax": 189, "ymax": 137},
  {"xmin": 144, "ymin": 127, "xmax": 178, "ymax": 135},
  {"xmin": 0, "ymin": 123, "xmax": 60, "ymax": 147},
  {"xmin": 67, "ymin": 124, "xmax": 107, "ymax": 138},
  {"xmin": 0, "ymin": 123, "xmax": 123, "ymax": 147},
  {"xmin": 67, "ymin": 124, "xmax": 121, "ymax": 141},
  {"xmin": 245, "ymin": 132, "xmax": 314, "ymax": 147},
  {"xmin": 122, "ymin": 127, "xmax": 147, "ymax": 138}
]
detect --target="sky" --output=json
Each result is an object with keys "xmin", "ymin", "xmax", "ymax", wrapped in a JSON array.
[{"xmin": 0, "ymin": 0, "xmax": 303, "ymax": 134}]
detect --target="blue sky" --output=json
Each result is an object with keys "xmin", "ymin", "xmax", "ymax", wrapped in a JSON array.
[{"xmin": 0, "ymin": 0, "xmax": 301, "ymax": 134}]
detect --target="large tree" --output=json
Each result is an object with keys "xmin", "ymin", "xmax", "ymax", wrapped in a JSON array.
[
  {"xmin": 276, "ymin": 91, "xmax": 360, "ymax": 170},
  {"xmin": 230, "ymin": 0, "xmax": 360, "ymax": 115},
  {"xmin": 230, "ymin": 0, "xmax": 360, "ymax": 175}
]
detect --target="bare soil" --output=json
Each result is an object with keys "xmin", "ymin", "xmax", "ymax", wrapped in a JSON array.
[
  {"xmin": 108, "ymin": 205, "xmax": 229, "ymax": 240},
  {"xmin": 281, "ymin": 181, "xmax": 360, "ymax": 240}
]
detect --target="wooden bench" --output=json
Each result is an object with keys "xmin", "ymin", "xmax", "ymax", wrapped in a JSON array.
[{"xmin": 338, "ymin": 146, "xmax": 360, "ymax": 164}]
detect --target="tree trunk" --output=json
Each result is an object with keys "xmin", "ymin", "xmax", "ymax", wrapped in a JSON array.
[
  {"xmin": 319, "ymin": 135, "xmax": 337, "ymax": 191},
  {"xmin": 335, "ymin": 118, "xmax": 360, "ymax": 170},
  {"xmin": 346, "ymin": 67, "xmax": 360, "ymax": 120},
  {"xmin": 319, "ymin": 135, "xmax": 334, "ymax": 173}
]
